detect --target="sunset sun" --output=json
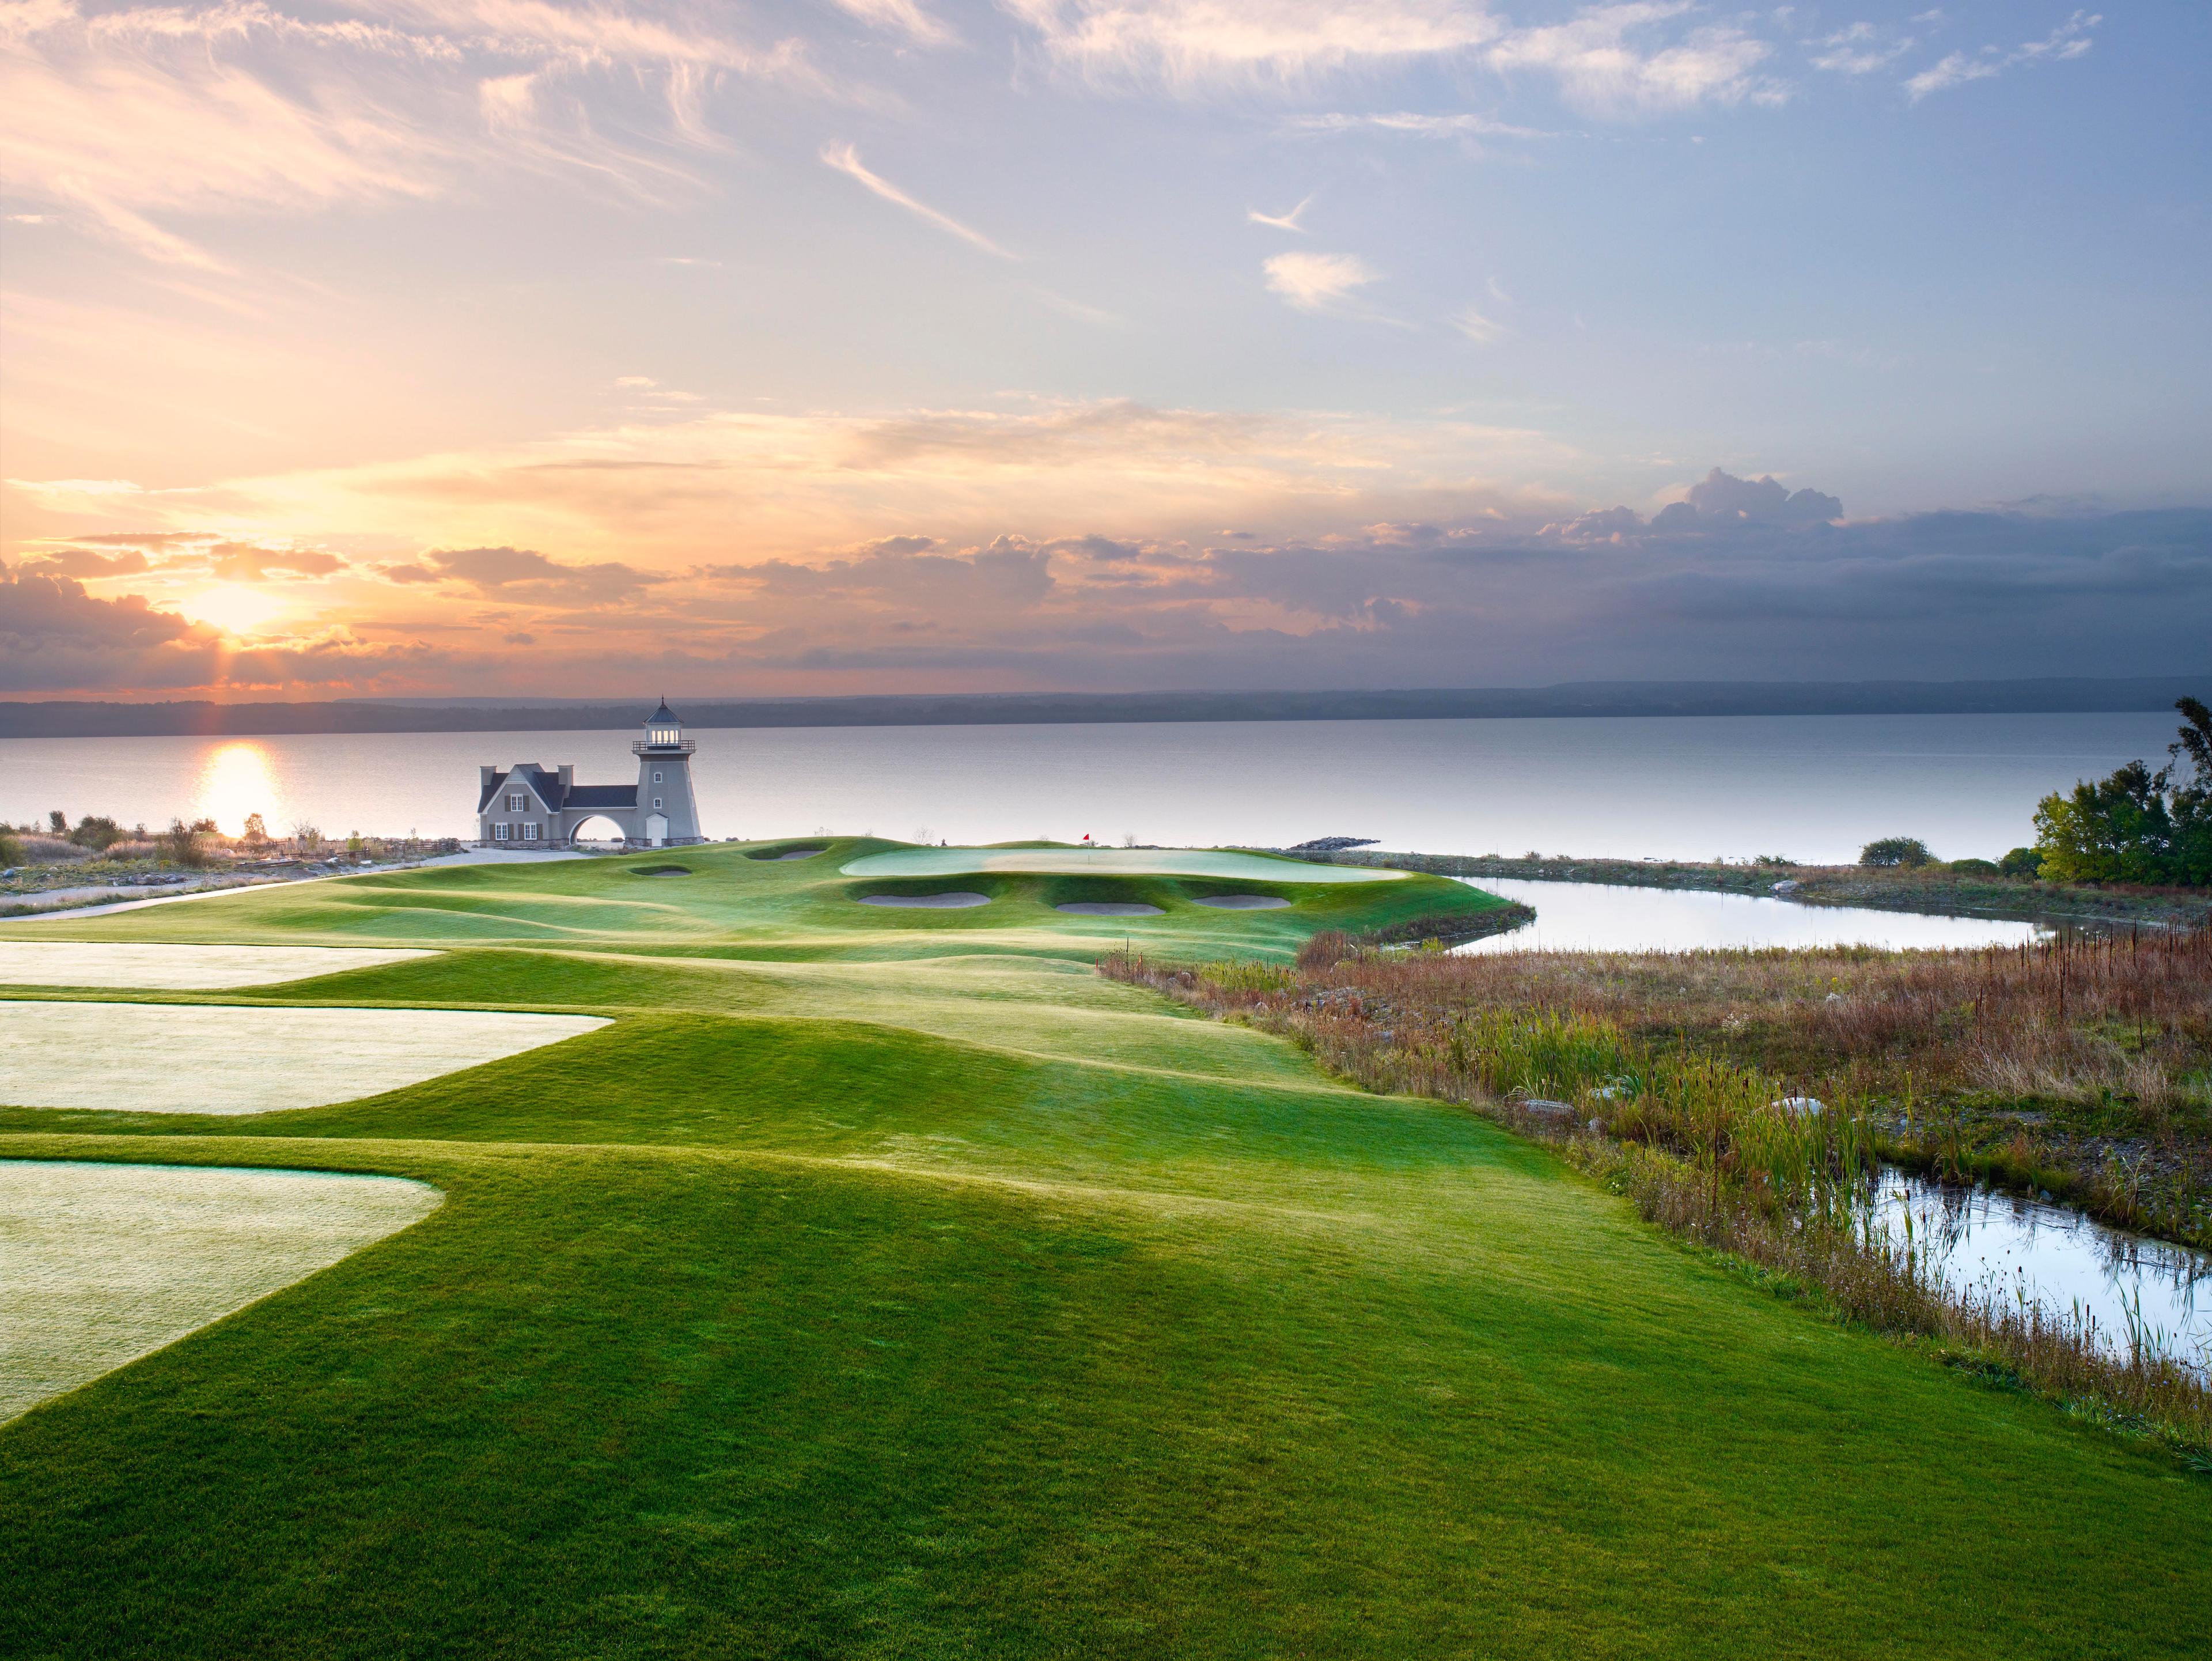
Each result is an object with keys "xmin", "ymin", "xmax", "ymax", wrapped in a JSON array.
[{"xmin": 179, "ymin": 584, "xmax": 287, "ymax": 635}]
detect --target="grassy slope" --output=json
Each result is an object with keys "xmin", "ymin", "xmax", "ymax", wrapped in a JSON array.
[{"xmin": 0, "ymin": 842, "xmax": 2203, "ymax": 1659}]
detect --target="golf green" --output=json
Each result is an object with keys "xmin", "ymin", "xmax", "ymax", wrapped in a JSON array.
[{"xmin": 0, "ymin": 839, "xmax": 2200, "ymax": 1658}]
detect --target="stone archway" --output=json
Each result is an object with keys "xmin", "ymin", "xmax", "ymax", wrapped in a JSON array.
[{"xmin": 566, "ymin": 814, "xmax": 630, "ymax": 850}]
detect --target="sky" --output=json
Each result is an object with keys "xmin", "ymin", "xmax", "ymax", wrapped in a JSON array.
[{"xmin": 1, "ymin": 0, "xmax": 2207, "ymax": 699}]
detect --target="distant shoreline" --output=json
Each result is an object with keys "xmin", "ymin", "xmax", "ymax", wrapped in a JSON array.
[{"xmin": 2, "ymin": 675, "xmax": 2204, "ymax": 740}]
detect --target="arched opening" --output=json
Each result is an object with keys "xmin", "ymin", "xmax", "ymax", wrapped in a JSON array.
[{"xmin": 567, "ymin": 814, "xmax": 630, "ymax": 851}]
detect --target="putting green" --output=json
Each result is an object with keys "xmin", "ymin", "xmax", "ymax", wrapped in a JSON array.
[
  {"xmin": 1, "ymin": 1160, "xmax": 440, "ymax": 1422},
  {"xmin": 840, "ymin": 845, "xmax": 1405, "ymax": 881}
]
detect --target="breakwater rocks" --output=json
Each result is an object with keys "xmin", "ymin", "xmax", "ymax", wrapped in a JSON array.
[{"xmin": 1296, "ymin": 850, "xmax": 2212, "ymax": 929}]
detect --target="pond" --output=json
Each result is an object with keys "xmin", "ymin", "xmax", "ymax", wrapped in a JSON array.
[
  {"xmin": 1868, "ymin": 1168, "xmax": 2211, "ymax": 1378},
  {"xmin": 1452, "ymin": 877, "xmax": 2051, "ymax": 954}
]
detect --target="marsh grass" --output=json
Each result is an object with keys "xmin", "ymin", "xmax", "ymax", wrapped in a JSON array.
[{"xmin": 1105, "ymin": 936, "xmax": 2212, "ymax": 1459}]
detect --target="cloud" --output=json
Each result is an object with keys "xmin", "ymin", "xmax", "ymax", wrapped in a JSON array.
[
  {"xmin": 0, "ymin": 565, "xmax": 438, "ymax": 692},
  {"xmin": 1005, "ymin": 0, "xmax": 1784, "ymax": 118},
  {"xmin": 403, "ymin": 544, "xmax": 669, "ymax": 603},
  {"xmin": 821, "ymin": 142, "xmax": 1016, "ymax": 258},
  {"xmin": 0, "ymin": 0, "xmax": 824, "ymax": 263},
  {"xmin": 1263, "ymin": 251, "xmax": 1380, "ymax": 312},
  {"xmin": 1002, "ymin": 0, "xmax": 1504, "ymax": 89},
  {"xmin": 16, "ymin": 546, "xmax": 153, "ymax": 578},
  {"xmin": 1809, "ymin": 21, "xmax": 1913, "ymax": 75},
  {"xmin": 1486, "ymin": 4, "xmax": 1785, "ymax": 118},
  {"xmin": 1453, "ymin": 304, "xmax": 1507, "ymax": 345},
  {"xmin": 1248, "ymin": 194, "xmax": 1313, "ymax": 232},
  {"xmin": 1905, "ymin": 9, "xmax": 2098, "ymax": 100},
  {"xmin": 1678, "ymin": 467, "xmax": 1843, "ymax": 524},
  {"xmin": 826, "ymin": 0, "xmax": 950, "ymax": 46},
  {"xmin": 1285, "ymin": 111, "xmax": 1548, "ymax": 138}
]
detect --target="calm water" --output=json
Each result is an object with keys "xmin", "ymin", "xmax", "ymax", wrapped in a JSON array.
[
  {"xmin": 0, "ymin": 712, "xmax": 2178, "ymax": 864},
  {"xmin": 1454, "ymin": 877, "xmax": 2048, "ymax": 953},
  {"xmin": 1870, "ymin": 1168, "xmax": 2210, "ymax": 1376}
]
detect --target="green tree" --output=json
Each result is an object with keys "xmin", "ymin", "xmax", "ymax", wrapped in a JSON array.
[
  {"xmin": 2032, "ymin": 697, "xmax": 2211, "ymax": 886},
  {"xmin": 1858, "ymin": 837, "xmax": 1934, "ymax": 868}
]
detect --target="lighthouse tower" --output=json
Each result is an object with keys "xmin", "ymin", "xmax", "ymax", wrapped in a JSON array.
[{"xmin": 632, "ymin": 699, "xmax": 702, "ymax": 846}]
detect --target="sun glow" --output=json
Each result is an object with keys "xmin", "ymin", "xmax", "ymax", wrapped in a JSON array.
[
  {"xmin": 194, "ymin": 741, "xmax": 282, "ymax": 837},
  {"xmin": 180, "ymin": 584, "xmax": 287, "ymax": 635}
]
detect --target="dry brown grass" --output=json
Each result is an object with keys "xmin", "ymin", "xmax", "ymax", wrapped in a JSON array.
[{"xmin": 1104, "ymin": 930, "xmax": 2212, "ymax": 1459}]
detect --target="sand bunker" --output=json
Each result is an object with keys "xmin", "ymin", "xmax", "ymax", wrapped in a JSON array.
[
  {"xmin": 1192, "ymin": 895, "xmax": 1293, "ymax": 910},
  {"xmin": 1054, "ymin": 902, "xmax": 1165, "ymax": 916},
  {"xmin": 856, "ymin": 892, "xmax": 990, "ymax": 909},
  {"xmin": 843, "ymin": 847, "xmax": 1403, "ymax": 883},
  {"xmin": 0, "ymin": 1003, "xmax": 610, "ymax": 1115},
  {"xmin": 0, "ymin": 943, "xmax": 434, "ymax": 991},
  {"xmin": 0, "ymin": 1159, "xmax": 440, "ymax": 1422}
]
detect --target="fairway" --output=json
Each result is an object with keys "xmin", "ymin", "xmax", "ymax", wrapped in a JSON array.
[
  {"xmin": 840, "ymin": 844, "xmax": 1407, "ymax": 880},
  {"xmin": 0, "ymin": 838, "xmax": 2201, "ymax": 1659},
  {"xmin": 1, "ymin": 1160, "xmax": 440, "ymax": 1422}
]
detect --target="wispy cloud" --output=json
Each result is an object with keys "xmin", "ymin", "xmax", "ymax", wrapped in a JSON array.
[
  {"xmin": 821, "ymin": 142, "xmax": 1016, "ymax": 258},
  {"xmin": 1285, "ymin": 111, "xmax": 1548, "ymax": 138},
  {"xmin": 1906, "ymin": 9, "xmax": 2099, "ymax": 100},
  {"xmin": 0, "ymin": 0, "xmax": 825, "ymax": 264},
  {"xmin": 825, "ymin": 0, "xmax": 950, "ymax": 46},
  {"xmin": 1486, "ymin": 3, "xmax": 1786, "ymax": 118},
  {"xmin": 1001, "ymin": 0, "xmax": 1503, "ymax": 89},
  {"xmin": 1454, "ymin": 305, "xmax": 1508, "ymax": 345},
  {"xmin": 1810, "ymin": 21, "xmax": 1914, "ymax": 76},
  {"xmin": 1248, "ymin": 194, "xmax": 1314, "ymax": 232},
  {"xmin": 1005, "ymin": 0, "xmax": 1785, "ymax": 118},
  {"xmin": 1263, "ymin": 251, "xmax": 1380, "ymax": 313}
]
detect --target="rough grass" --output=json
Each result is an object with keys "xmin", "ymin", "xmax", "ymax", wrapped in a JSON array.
[{"xmin": 0, "ymin": 841, "xmax": 2207, "ymax": 1657}]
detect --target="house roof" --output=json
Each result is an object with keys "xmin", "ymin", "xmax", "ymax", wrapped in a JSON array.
[
  {"xmin": 479, "ymin": 766, "xmax": 638, "ymax": 816},
  {"xmin": 479, "ymin": 764, "xmax": 569, "ymax": 813},
  {"xmin": 566, "ymin": 784, "xmax": 639, "ymax": 809}
]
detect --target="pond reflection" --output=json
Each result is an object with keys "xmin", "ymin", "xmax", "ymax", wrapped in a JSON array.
[
  {"xmin": 1453, "ymin": 877, "xmax": 2051, "ymax": 955},
  {"xmin": 1868, "ymin": 1168, "xmax": 2211, "ymax": 1376}
]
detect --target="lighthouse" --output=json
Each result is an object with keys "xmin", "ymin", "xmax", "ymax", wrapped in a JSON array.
[{"xmin": 632, "ymin": 699, "xmax": 702, "ymax": 847}]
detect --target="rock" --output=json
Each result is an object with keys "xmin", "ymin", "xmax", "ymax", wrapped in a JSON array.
[
  {"xmin": 1771, "ymin": 879, "xmax": 1801, "ymax": 895},
  {"xmin": 1517, "ymin": 1098, "xmax": 1577, "ymax": 1123}
]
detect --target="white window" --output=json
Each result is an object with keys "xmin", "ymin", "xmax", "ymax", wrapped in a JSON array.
[
  {"xmin": 653, "ymin": 797, "xmax": 662, "ymax": 809},
  {"xmin": 653, "ymin": 770, "xmax": 663, "ymax": 783},
  {"xmin": 494, "ymin": 823, "xmax": 512, "ymax": 842},
  {"xmin": 523, "ymin": 823, "xmax": 541, "ymax": 842},
  {"xmin": 507, "ymin": 793, "xmax": 524, "ymax": 811}
]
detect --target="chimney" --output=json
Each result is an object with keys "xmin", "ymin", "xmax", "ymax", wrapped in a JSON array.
[
  {"xmin": 559, "ymin": 764, "xmax": 574, "ymax": 791},
  {"xmin": 479, "ymin": 765, "xmax": 496, "ymax": 789}
]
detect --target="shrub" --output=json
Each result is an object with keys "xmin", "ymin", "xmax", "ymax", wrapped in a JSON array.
[
  {"xmin": 1859, "ymin": 837, "xmax": 1934, "ymax": 868},
  {"xmin": 1946, "ymin": 857, "xmax": 2001, "ymax": 876},
  {"xmin": 18, "ymin": 836, "xmax": 94, "ymax": 864},
  {"xmin": 159, "ymin": 819, "xmax": 210, "ymax": 868},
  {"xmin": 0, "ymin": 830, "xmax": 20, "ymax": 867},
  {"xmin": 1999, "ymin": 846, "xmax": 2043, "ymax": 878},
  {"xmin": 67, "ymin": 815, "xmax": 124, "ymax": 850},
  {"xmin": 106, "ymin": 840, "xmax": 161, "ymax": 861}
]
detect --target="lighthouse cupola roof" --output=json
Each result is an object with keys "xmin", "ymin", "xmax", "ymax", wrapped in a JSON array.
[{"xmin": 649, "ymin": 698, "xmax": 680, "ymax": 726}]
